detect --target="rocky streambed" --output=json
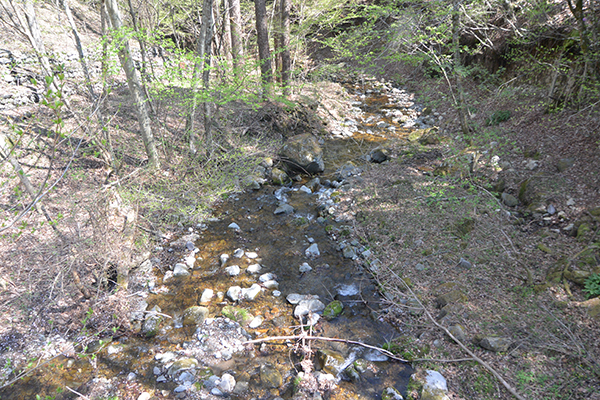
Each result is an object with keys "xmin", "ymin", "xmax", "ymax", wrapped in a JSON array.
[{"xmin": 0, "ymin": 78, "xmax": 455, "ymax": 400}]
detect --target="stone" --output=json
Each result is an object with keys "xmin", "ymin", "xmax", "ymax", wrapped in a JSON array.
[
  {"xmin": 227, "ymin": 286, "xmax": 242, "ymax": 302},
  {"xmin": 370, "ymin": 148, "xmax": 389, "ymax": 163},
  {"xmin": 246, "ymin": 251, "xmax": 258, "ymax": 259},
  {"xmin": 263, "ymin": 280, "xmax": 279, "ymax": 289},
  {"xmin": 274, "ymin": 203, "xmax": 294, "ymax": 215},
  {"xmin": 168, "ymin": 358, "xmax": 199, "ymax": 377},
  {"xmin": 299, "ymin": 262, "xmax": 312, "ymax": 273},
  {"xmin": 271, "ymin": 168, "xmax": 291, "ymax": 185},
  {"xmin": 137, "ymin": 393, "xmax": 151, "ymax": 400},
  {"xmin": 220, "ymin": 254, "xmax": 229, "ymax": 266},
  {"xmin": 248, "ymin": 316, "xmax": 264, "ymax": 328},
  {"xmin": 233, "ymin": 248, "xmax": 244, "ymax": 258},
  {"xmin": 173, "ymin": 263, "xmax": 190, "ymax": 277},
  {"xmin": 447, "ymin": 324, "xmax": 467, "ymax": 343},
  {"xmin": 477, "ymin": 336, "xmax": 512, "ymax": 352},
  {"xmin": 343, "ymin": 246, "xmax": 357, "ymax": 259},
  {"xmin": 228, "ymin": 222, "xmax": 241, "ymax": 230},
  {"xmin": 182, "ymin": 306, "xmax": 209, "ymax": 326},
  {"xmin": 233, "ymin": 381, "xmax": 249, "ymax": 394},
  {"xmin": 142, "ymin": 305, "xmax": 162, "ymax": 338},
  {"xmin": 557, "ymin": 157, "xmax": 575, "ymax": 172},
  {"xmin": 457, "ymin": 258, "xmax": 472, "ymax": 269},
  {"xmin": 323, "ymin": 300, "xmax": 344, "ymax": 320},
  {"xmin": 435, "ymin": 290, "xmax": 467, "ymax": 308},
  {"xmin": 259, "ymin": 272, "xmax": 276, "ymax": 282},
  {"xmin": 382, "ymin": 386, "xmax": 404, "ymax": 400},
  {"xmin": 294, "ymin": 298, "xmax": 325, "ymax": 318},
  {"xmin": 335, "ymin": 161, "xmax": 362, "ymax": 180},
  {"xmin": 501, "ymin": 192, "xmax": 519, "ymax": 207},
  {"xmin": 305, "ymin": 243, "xmax": 320, "ymax": 257},
  {"xmin": 316, "ymin": 349, "xmax": 346, "ymax": 375},
  {"xmin": 411, "ymin": 370, "xmax": 450, "ymax": 400},
  {"xmin": 299, "ymin": 185, "xmax": 312, "ymax": 194},
  {"xmin": 242, "ymin": 283, "xmax": 262, "ymax": 300},
  {"xmin": 246, "ymin": 264, "xmax": 262, "ymax": 274},
  {"xmin": 225, "ymin": 265, "xmax": 241, "ymax": 276},
  {"xmin": 279, "ymin": 133, "xmax": 325, "ymax": 174},
  {"xmin": 200, "ymin": 289, "xmax": 214, "ymax": 304},
  {"xmin": 260, "ymin": 363, "xmax": 282, "ymax": 388},
  {"xmin": 219, "ymin": 373, "xmax": 236, "ymax": 393}
]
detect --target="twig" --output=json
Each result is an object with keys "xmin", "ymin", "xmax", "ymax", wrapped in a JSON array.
[
  {"xmin": 65, "ymin": 386, "xmax": 91, "ymax": 400},
  {"xmin": 243, "ymin": 334, "xmax": 409, "ymax": 362}
]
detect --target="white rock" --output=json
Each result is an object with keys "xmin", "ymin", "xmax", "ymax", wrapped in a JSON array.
[
  {"xmin": 259, "ymin": 272, "xmax": 276, "ymax": 282},
  {"xmin": 299, "ymin": 185, "xmax": 312, "ymax": 194},
  {"xmin": 263, "ymin": 280, "xmax": 279, "ymax": 289},
  {"xmin": 248, "ymin": 316, "xmax": 264, "ymax": 328},
  {"xmin": 173, "ymin": 263, "xmax": 190, "ymax": 277},
  {"xmin": 219, "ymin": 373, "xmax": 236, "ymax": 393},
  {"xmin": 233, "ymin": 248, "xmax": 244, "ymax": 258},
  {"xmin": 137, "ymin": 393, "xmax": 151, "ymax": 400},
  {"xmin": 299, "ymin": 262, "xmax": 312, "ymax": 273},
  {"xmin": 273, "ymin": 290, "xmax": 281, "ymax": 297},
  {"xmin": 220, "ymin": 254, "xmax": 229, "ymax": 266},
  {"xmin": 184, "ymin": 255, "xmax": 196, "ymax": 268},
  {"xmin": 242, "ymin": 284, "xmax": 262, "ymax": 300},
  {"xmin": 294, "ymin": 299, "xmax": 325, "ymax": 318},
  {"xmin": 225, "ymin": 265, "xmax": 241, "ymax": 276},
  {"xmin": 227, "ymin": 286, "xmax": 242, "ymax": 302},
  {"xmin": 246, "ymin": 251, "xmax": 258, "ymax": 259},
  {"xmin": 424, "ymin": 370, "xmax": 448, "ymax": 391},
  {"xmin": 246, "ymin": 264, "xmax": 262, "ymax": 274},
  {"xmin": 200, "ymin": 289, "xmax": 214, "ymax": 303},
  {"xmin": 305, "ymin": 243, "xmax": 320, "ymax": 257},
  {"xmin": 228, "ymin": 223, "xmax": 240, "ymax": 230}
]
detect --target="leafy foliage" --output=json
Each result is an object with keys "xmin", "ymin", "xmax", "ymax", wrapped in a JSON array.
[{"xmin": 583, "ymin": 273, "xmax": 600, "ymax": 299}]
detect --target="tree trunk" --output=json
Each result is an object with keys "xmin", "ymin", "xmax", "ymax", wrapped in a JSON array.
[
  {"xmin": 186, "ymin": 0, "xmax": 214, "ymax": 155},
  {"xmin": 273, "ymin": 0, "xmax": 282, "ymax": 83},
  {"xmin": 104, "ymin": 0, "xmax": 161, "ymax": 169},
  {"xmin": 452, "ymin": 0, "xmax": 469, "ymax": 137},
  {"xmin": 280, "ymin": 0, "xmax": 291, "ymax": 95},
  {"xmin": 254, "ymin": 0, "xmax": 272, "ymax": 98},
  {"xmin": 228, "ymin": 0, "xmax": 243, "ymax": 73},
  {"xmin": 221, "ymin": 0, "xmax": 232, "ymax": 62}
]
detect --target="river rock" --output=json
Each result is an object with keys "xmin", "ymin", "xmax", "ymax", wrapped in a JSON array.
[
  {"xmin": 335, "ymin": 161, "xmax": 362, "ymax": 180},
  {"xmin": 323, "ymin": 300, "xmax": 344, "ymax": 320},
  {"xmin": 274, "ymin": 203, "xmax": 294, "ymax": 215},
  {"xmin": 242, "ymin": 283, "xmax": 262, "ymax": 300},
  {"xmin": 294, "ymin": 298, "xmax": 325, "ymax": 318},
  {"xmin": 299, "ymin": 262, "xmax": 312, "ymax": 273},
  {"xmin": 263, "ymin": 280, "xmax": 279, "ymax": 289},
  {"xmin": 227, "ymin": 286, "xmax": 242, "ymax": 301},
  {"xmin": 233, "ymin": 248, "xmax": 244, "ymax": 258},
  {"xmin": 316, "ymin": 349, "xmax": 346, "ymax": 375},
  {"xmin": 280, "ymin": 133, "xmax": 325, "ymax": 174},
  {"xmin": 271, "ymin": 168, "xmax": 291, "ymax": 185},
  {"xmin": 382, "ymin": 386, "xmax": 404, "ymax": 400},
  {"xmin": 219, "ymin": 373, "xmax": 236, "ymax": 393},
  {"xmin": 476, "ymin": 336, "xmax": 512, "ymax": 352},
  {"xmin": 228, "ymin": 222, "xmax": 241, "ymax": 230},
  {"xmin": 447, "ymin": 324, "xmax": 467, "ymax": 343},
  {"xmin": 299, "ymin": 185, "xmax": 312, "ymax": 194},
  {"xmin": 259, "ymin": 272, "xmax": 276, "ymax": 282},
  {"xmin": 306, "ymin": 177, "xmax": 321, "ymax": 191},
  {"xmin": 247, "ymin": 263, "xmax": 262, "ymax": 274},
  {"xmin": 182, "ymin": 306, "xmax": 209, "ymax": 326},
  {"xmin": 200, "ymin": 289, "xmax": 214, "ymax": 304},
  {"xmin": 411, "ymin": 370, "xmax": 449, "ymax": 400},
  {"xmin": 342, "ymin": 246, "xmax": 357, "ymax": 259},
  {"xmin": 556, "ymin": 157, "xmax": 575, "ymax": 172},
  {"xmin": 305, "ymin": 243, "xmax": 320, "ymax": 257},
  {"xmin": 173, "ymin": 263, "xmax": 190, "ymax": 277},
  {"xmin": 260, "ymin": 363, "xmax": 282, "ymax": 388},
  {"xmin": 225, "ymin": 265, "xmax": 241, "ymax": 276},
  {"xmin": 220, "ymin": 254, "xmax": 229, "ymax": 266},
  {"xmin": 248, "ymin": 315, "xmax": 264, "ymax": 328},
  {"xmin": 142, "ymin": 305, "xmax": 163, "ymax": 338}
]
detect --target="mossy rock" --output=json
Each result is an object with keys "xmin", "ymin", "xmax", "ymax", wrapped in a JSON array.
[
  {"xmin": 316, "ymin": 349, "xmax": 346, "ymax": 375},
  {"xmin": 183, "ymin": 306, "xmax": 209, "ymax": 326},
  {"xmin": 323, "ymin": 300, "xmax": 344, "ymax": 320},
  {"xmin": 221, "ymin": 305, "xmax": 254, "ymax": 325},
  {"xmin": 454, "ymin": 217, "xmax": 476, "ymax": 237},
  {"xmin": 435, "ymin": 289, "xmax": 467, "ymax": 308},
  {"xmin": 576, "ymin": 223, "xmax": 592, "ymax": 241}
]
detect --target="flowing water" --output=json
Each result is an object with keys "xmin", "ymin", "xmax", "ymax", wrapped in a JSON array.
[{"xmin": 1, "ymin": 79, "xmax": 432, "ymax": 400}]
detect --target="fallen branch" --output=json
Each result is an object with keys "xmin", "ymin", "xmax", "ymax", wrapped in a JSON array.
[{"xmin": 244, "ymin": 334, "xmax": 409, "ymax": 362}]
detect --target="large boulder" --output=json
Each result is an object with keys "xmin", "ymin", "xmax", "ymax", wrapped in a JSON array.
[{"xmin": 279, "ymin": 133, "xmax": 324, "ymax": 174}]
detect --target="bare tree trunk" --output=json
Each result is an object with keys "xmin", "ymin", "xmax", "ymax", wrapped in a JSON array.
[
  {"xmin": 452, "ymin": 0, "xmax": 469, "ymax": 137},
  {"xmin": 273, "ymin": 0, "xmax": 282, "ymax": 83},
  {"xmin": 186, "ymin": 0, "xmax": 214, "ymax": 155},
  {"xmin": 280, "ymin": 0, "xmax": 291, "ymax": 95},
  {"xmin": 254, "ymin": 0, "xmax": 272, "ymax": 98},
  {"xmin": 126, "ymin": 0, "xmax": 156, "ymax": 115},
  {"xmin": 228, "ymin": 0, "xmax": 243, "ymax": 73},
  {"xmin": 104, "ymin": 0, "xmax": 161, "ymax": 169},
  {"xmin": 221, "ymin": 0, "xmax": 232, "ymax": 62}
]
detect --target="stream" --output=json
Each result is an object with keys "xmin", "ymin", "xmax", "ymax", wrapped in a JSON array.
[{"xmin": 1, "ymin": 78, "xmax": 439, "ymax": 400}]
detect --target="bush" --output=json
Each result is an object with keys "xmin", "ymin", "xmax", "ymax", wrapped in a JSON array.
[{"xmin": 583, "ymin": 273, "xmax": 600, "ymax": 299}]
